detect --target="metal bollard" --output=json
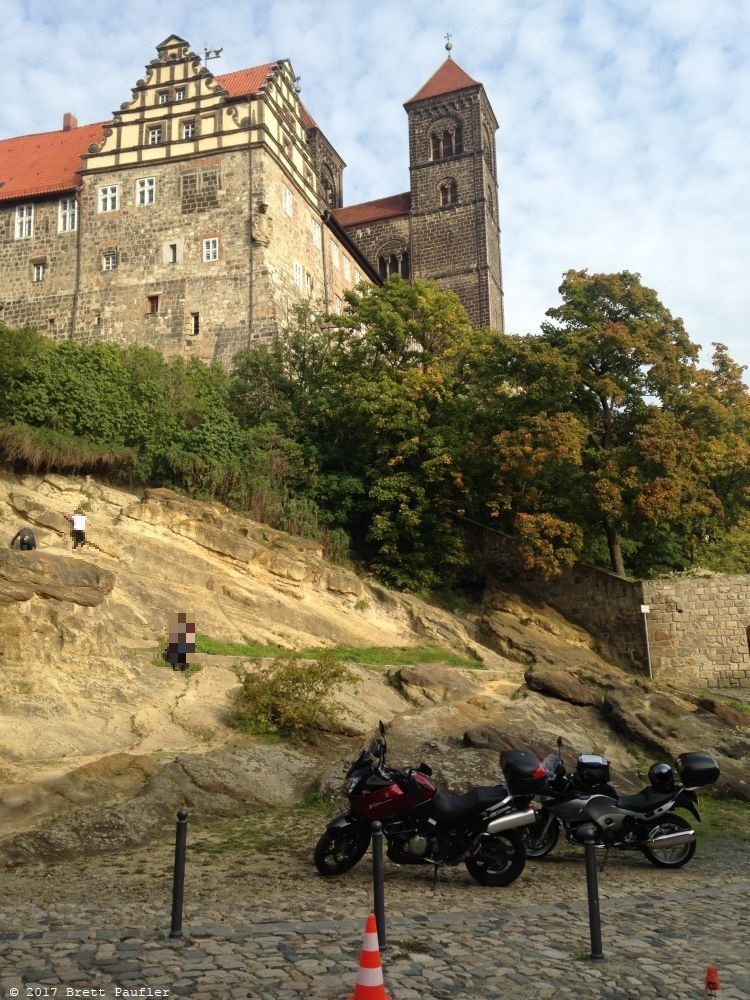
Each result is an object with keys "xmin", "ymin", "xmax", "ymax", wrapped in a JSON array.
[
  {"xmin": 169, "ymin": 808, "xmax": 189, "ymax": 938},
  {"xmin": 371, "ymin": 820, "xmax": 387, "ymax": 951},
  {"xmin": 583, "ymin": 839, "xmax": 604, "ymax": 960}
]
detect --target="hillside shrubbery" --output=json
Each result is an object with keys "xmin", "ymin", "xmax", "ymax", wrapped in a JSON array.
[{"xmin": 2, "ymin": 270, "xmax": 749, "ymax": 586}]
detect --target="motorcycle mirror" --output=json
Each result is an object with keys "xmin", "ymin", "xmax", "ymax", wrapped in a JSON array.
[{"xmin": 418, "ymin": 762, "xmax": 433, "ymax": 777}]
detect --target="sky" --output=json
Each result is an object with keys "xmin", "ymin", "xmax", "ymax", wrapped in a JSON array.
[{"xmin": 2, "ymin": 0, "xmax": 748, "ymax": 379}]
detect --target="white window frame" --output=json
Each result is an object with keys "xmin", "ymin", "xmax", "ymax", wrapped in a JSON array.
[
  {"xmin": 102, "ymin": 251, "xmax": 117, "ymax": 271},
  {"xmin": 136, "ymin": 177, "xmax": 155, "ymax": 206},
  {"xmin": 311, "ymin": 219, "xmax": 322, "ymax": 249},
  {"xmin": 343, "ymin": 256, "xmax": 351, "ymax": 281},
  {"xmin": 33, "ymin": 262, "xmax": 46, "ymax": 282},
  {"xmin": 175, "ymin": 88, "xmax": 186, "ymax": 101},
  {"xmin": 330, "ymin": 243, "xmax": 339, "ymax": 269},
  {"xmin": 157, "ymin": 91, "xmax": 170, "ymax": 105},
  {"xmin": 148, "ymin": 125, "xmax": 163, "ymax": 146},
  {"xmin": 182, "ymin": 120, "xmax": 196, "ymax": 140},
  {"xmin": 354, "ymin": 270, "xmax": 361, "ymax": 284},
  {"xmin": 293, "ymin": 261, "xmax": 304, "ymax": 289},
  {"xmin": 98, "ymin": 186, "xmax": 119, "ymax": 213},
  {"xmin": 305, "ymin": 271, "xmax": 313, "ymax": 296},
  {"xmin": 58, "ymin": 197, "xmax": 77, "ymax": 232},
  {"xmin": 282, "ymin": 185, "xmax": 293, "ymax": 217},
  {"xmin": 202, "ymin": 238, "xmax": 219, "ymax": 262},
  {"xmin": 15, "ymin": 204, "xmax": 33, "ymax": 239}
]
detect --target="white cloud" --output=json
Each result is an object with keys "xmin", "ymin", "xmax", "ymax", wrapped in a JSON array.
[{"xmin": 1, "ymin": 0, "xmax": 748, "ymax": 378}]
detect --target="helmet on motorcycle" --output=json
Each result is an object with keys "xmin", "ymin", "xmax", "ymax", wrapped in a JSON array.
[{"xmin": 648, "ymin": 762, "xmax": 675, "ymax": 791}]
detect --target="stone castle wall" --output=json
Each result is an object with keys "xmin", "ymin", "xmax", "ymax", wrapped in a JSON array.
[{"xmin": 519, "ymin": 562, "xmax": 750, "ymax": 690}]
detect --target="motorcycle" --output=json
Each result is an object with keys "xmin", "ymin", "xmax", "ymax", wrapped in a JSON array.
[
  {"xmin": 502, "ymin": 738, "xmax": 720, "ymax": 869},
  {"xmin": 314, "ymin": 722, "xmax": 539, "ymax": 886}
]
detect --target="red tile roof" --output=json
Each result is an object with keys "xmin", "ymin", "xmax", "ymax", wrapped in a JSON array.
[
  {"xmin": 405, "ymin": 58, "xmax": 479, "ymax": 106},
  {"xmin": 334, "ymin": 192, "xmax": 411, "ymax": 227},
  {"xmin": 0, "ymin": 122, "xmax": 105, "ymax": 202},
  {"xmin": 215, "ymin": 64, "xmax": 279, "ymax": 98}
]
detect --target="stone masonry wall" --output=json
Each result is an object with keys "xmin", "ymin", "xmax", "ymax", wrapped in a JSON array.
[{"xmin": 518, "ymin": 562, "xmax": 750, "ymax": 690}]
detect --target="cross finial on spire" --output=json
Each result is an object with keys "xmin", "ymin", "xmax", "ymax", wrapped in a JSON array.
[{"xmin": 444, "ymin": 32, "xmax": 453, "ymax": 57}]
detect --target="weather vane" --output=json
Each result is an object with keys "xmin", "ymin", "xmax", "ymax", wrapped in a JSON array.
[
  {"xmin": 204, "ymin": 46, "xmax": 223, "ymax": 62},
  {"xmin": 444, "ymin": 32, "xmax": 453, "ymax": 57}
]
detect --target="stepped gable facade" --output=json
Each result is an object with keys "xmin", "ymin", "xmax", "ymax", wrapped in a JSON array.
[{"xmin": 0, "ymin": 36, "xmax": 504, "ymax": 366}]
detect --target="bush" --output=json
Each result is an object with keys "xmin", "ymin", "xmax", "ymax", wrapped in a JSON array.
[{"xmin": 230, "ymin": 651, "xmax": 359, "ymax": 742}]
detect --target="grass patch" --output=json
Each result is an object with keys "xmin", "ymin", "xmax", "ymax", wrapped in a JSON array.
[
  {"xmin": 191, "ymin": 800, "xmax": 332, "ymax": 859},
  {"xmin": 193, "ymin": 634, "xmax": 483, "ymax": 669},
  {"xmin": 695, "ymin": 795, "xmax": 750, "ymax": 842}
]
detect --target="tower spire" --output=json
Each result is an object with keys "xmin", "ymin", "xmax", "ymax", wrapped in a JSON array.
[{"xmin": 444, "ymin": 32, "xmax": 453, "ymax": 58}]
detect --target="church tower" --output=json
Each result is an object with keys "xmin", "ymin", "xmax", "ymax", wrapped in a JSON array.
[{"xmin": 404, "ymin": 52, "xmax": 504, "ymax": 331}]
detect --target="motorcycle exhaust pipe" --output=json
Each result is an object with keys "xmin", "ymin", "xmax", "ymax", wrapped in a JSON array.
[
  {"xmin": 645, "ymin": 828, "xmax": 696, "ymax": 849},
  {"xmin": 487, "ymin": 809, "xmax": 536, "ymax": 834}
]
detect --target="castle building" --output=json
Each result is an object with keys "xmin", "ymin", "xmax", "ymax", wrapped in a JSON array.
[{"xmin": 0, "ymin": 36, "xmax": 503, "ymax": 367}]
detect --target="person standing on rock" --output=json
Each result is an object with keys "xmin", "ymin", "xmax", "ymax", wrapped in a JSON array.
[
  {"xmin": 64, "ymin": 509, "xmax": 87, "ymax": 550},
  {"xmin": 9, "ymin": 526, "xmax": 37, "ymax": 550}
]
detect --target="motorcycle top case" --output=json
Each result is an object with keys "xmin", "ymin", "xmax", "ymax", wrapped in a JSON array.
[
  {"xmin": 677, "ymin": 752, "xmax": 720, "ymax": 788},
  {"xmin": 576, "ymin": 754, "xmax": 610, "ymax": 786},
  {"xmin": 500, "ymin": 750, "xmax": 547, "ymax": 794}
]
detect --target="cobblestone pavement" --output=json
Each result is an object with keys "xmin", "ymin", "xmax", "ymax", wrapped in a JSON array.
[{"xmin": 0, "ymin": 836, "xmax": 748, "ymax": 999}]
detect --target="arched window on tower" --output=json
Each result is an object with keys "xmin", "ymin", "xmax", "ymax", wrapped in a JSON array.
[
  {"xmin": 430, "ymin": 126, "xmax": 463, "ymax": 161},
  {"xmin": 440, "ymin": 180, "xmax": 458, "ymax": 206},
  {"xmin": 483, "ymin": 122, "xmax": 495, "ymax": 173},
  {"xmin": 377, "ymin": 247, "xmax": 410, "ymax": 280},
  {"xmin": 486, "ymin": 184, "xmax": 495, "ymax": 220}
]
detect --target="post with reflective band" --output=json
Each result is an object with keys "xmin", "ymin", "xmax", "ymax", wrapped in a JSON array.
[
  {"xmin": 371, "ymin": 820, "xmax": 387, "ymax": 951},
  {"xmin": 583, "ymin": 837, "xmax": 604, "ymax": 960}
]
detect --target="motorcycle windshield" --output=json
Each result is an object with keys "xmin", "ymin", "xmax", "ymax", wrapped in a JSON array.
[
  {"xmin": 542, "ymin": 754, "xmax": 562, "ymax": 775},
  {"xmin": 346, "ymin": 737, "xmax": 381, "ymax": 777}
]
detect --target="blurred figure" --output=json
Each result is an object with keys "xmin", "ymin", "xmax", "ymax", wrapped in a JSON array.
[
  {"xmin": 164, "ymin": 612, "xmax": 197, "ymax": 672},
  {"xmin": 9, "ymin": 526, "xmax": 37, "ymax": 550},
  {"xmin": 63, "ymin": 509, "xmax": 87, "ymax": 550}
]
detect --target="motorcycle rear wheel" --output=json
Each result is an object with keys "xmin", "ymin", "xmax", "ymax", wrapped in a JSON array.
[
  {"xmin": 523, "ymin": 814, "xmax": 560, "ymax": 858},
  {"xmin": 643, "ymin": 812, "xmax": 696, "ymax": 869},
  {"xmin": 314, "ymin": 823, "xmax": 371, "ymax": 876},
  {"xmin": 464, "ymin": 831, "xmax": 526, "ymax": 886}
]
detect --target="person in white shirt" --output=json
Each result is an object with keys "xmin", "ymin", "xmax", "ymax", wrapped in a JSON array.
[{"xmin": 64, "ymin": 509, "xmax": 87, "ymax": 550}]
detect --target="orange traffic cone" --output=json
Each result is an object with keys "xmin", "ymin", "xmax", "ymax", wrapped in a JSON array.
[
  {"xmin": 706, "ymin": 964, "xmax": 721, "ymax": 995},
  {"xmin": 348, "ymin": 913, "xmax": 391, "ymax": 1000}
]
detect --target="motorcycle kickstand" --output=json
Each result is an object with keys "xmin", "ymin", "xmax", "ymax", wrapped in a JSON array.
[{"xmin": 600, "ymin": 848, "xmax": 610, "ymax": 874}]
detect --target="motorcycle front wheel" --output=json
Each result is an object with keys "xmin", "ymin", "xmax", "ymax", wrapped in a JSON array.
[
  {"xmin": 314, "ymin": 822, "xmax": 371, "ymax": 876},
  {"xmin": 523, "ymin": 813, "xmax": 560, "ymax": 858},
  {"xmin": 643, "ymin": 812, "xmax": 696, "ymax": 869},
  {"xmin": 465, "ymin": 831, "xmax": 526, "ymax": 886}
]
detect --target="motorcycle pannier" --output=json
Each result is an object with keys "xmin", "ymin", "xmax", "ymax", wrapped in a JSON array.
[
  {"xmin": 576, "ymin": 754, "xmax": 610, "ymax": 786},
  {"xmin": 500, "ymin": 750, "xmax": 547, "ymax": 793},
  {"xmin": 677, "ymin": 752, "xmax": 720, "ymax": 787}
]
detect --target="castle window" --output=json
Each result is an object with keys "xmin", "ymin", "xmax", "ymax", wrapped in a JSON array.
[
  {"xmin": 102, "ymin": 250, "xmax": 118, "ymax": 271},
  {"xmin": 335, "ymin": 295, "xmax": 343, "ymax": 315},
  {"xmin": 169, "ymin": 244, "xmax": 178, "ymax": 263},
  {"xmin": 354, "ymin": 269, "xmax": 361, "ymax": 285},
  {"xmin": 202, "ymin": 238, "xmax": 219, "ymax": 262},
  {"xmin": 147, "ymin": 295, "xmax": 159, "ymax": 314},
  {"xmin": 431, "ymin": 127, "xmax": 463, "ymax": 160},
  {"xmin": 137, "ymin": 177, "xmax": 155, "ymax": 205},
  {"xmin": 15, "ymin": 204, "xmax": 33, "ymax": 239},
  {"xmin": 282, "ymin": 132, "xmax": 292, "ymax": 158},
  {"xmin": 311, "ymin": 219, "xmax": 322, "ymax": 249},
  {"xmin": 487, "ymin": 184, "xmax": 495, "ymax": 220},
  {"xmin": 343, "ymin": 256, "xmax": 351, "ymax": 281},
  {"xmin": 148, "ymin": 125, "xmax": 163, "ymax": 145},
  {"xmin": 191, "ymin": 312, "xmax": 200, "ymax": 336},
  {"xmin": 440, "ymin": 180, "xmax": 458, "ymax": 206},
  {"xmin": 330, "ymin": 243, "xmax": 339, "ymax": 269},
  {"xmin": 58, "ymin": 197, "xmax": 77, "ymax": 232},
  {"xmin": 157, "ymin": 91, "xmax": 170, "ymax": 105},
  {"xmin": 182, "ymin": 120, "xmax": 196, "ymax": 140},
  {"xmin": 305, "ymin": 271, "xmax": 313, "ymax": 295},
  {"xmin": 282, "ymin": 185, "xmax": 293, "ymax": 217},
  {"xmin": 32, "ymin": 261, "xmax": 46, "ymax": 282},
  {"xmin": 175, "ymin": 88, "xmax": 186, "ymax": 101},
  {"xmin": 98, "ymin": 186, "xmax": 119, "ymax": 212},
  {"xmin": 293, "ymin": 261, "xmax": 304, "ymax": 288},
  {"xmin": 321, "ymin": 167, "xmax": 337, "ymax": 208}
]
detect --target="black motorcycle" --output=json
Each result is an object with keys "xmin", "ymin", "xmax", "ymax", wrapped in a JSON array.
[
  {"xmin": 314, "ymin": 722, "xmax": 538, "ymax": 886},
  {"xmin": 503, "ymin": 739, "xmax": 720, "ymax": 869}
]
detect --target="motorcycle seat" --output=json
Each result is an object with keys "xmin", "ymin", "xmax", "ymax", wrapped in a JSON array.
[
  {"xmin": 616, "ymin": 788, "xmax": 678, "ymax": 812},
  {"xmin": 432, "ymin": 784, "xmax": 509, "ymax": 822}
]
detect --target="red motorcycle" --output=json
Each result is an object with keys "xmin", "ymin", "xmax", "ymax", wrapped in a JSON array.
[{"xmin": 313, "ymin": 722, "xmax": 540, "ymax": 886}]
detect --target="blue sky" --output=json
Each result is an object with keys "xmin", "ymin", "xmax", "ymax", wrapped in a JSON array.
[{"xmin": 3, "ymin": 0, "xmax": 748, "ymax": 379}]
